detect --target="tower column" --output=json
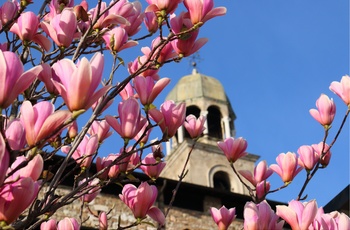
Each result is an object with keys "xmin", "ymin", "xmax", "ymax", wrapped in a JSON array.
[
  {"xmin": 177, "ymin": 126, "xmax": 184, "ymax": 143},
  {"xmin": 222, "ymin": 116, "xmax": 231, "ymax": 139},
  {"xmin": 166, "ymin": 141, "xmax": 171, "ymax": 155},
  {"xmin": 200, "ymin": 110, "xmax": 209, "ymax": 135}
]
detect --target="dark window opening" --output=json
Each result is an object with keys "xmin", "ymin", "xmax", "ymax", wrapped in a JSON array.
[
  {"xmin": 213, "ymin": 171, "xmax": 230, "ymax": 191},
  {"xmin": 163, "ymin": 184, "xmax": 203, "ymax": 211},
  {"xmin": 207, "ymin": 106, "xmax": 222, "ymax": 139}
]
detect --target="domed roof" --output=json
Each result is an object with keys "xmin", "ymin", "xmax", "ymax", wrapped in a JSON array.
[{"xmin": 166, "ymin": 69, "xmax": 228, "ymax": 102}]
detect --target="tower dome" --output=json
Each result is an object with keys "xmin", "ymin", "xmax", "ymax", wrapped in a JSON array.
[
  {"xmin": 166, "ymin": 68, "xmax": 228, "ymax": 102},
  {"xmin": 166, "ymin": 68, "xmax": 236, "ymax": 144}
]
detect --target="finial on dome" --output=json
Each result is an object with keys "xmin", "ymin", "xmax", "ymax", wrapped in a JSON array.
[
  {"xmin": 190, "ymin": 52, "xmax": 202, "ymax": 74},
  {"xmin": 192, "ymin": 61, "xmax": 198, "ymax": 74}
]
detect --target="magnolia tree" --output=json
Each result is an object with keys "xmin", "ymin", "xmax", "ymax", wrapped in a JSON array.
[{"xmin": 0, "ymin": 0, "xmax": 348, "ymax": 229}]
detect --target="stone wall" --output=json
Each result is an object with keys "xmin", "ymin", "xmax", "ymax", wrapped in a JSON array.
[{"xmin": 42, "ymin": 186, "xmax": 244, "ymax": 230}]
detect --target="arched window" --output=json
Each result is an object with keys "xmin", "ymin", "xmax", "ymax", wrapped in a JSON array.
[
  {"xmin": 207, "ymin": 106, "xmax": 222, "ymax": 139},
  {"xmin": 213, "ymin": 171, "xmax": 231, "ymax": 191},
  {"xmin": 184, "ymin": 105, "xmax": 201, "ymax": 138}
]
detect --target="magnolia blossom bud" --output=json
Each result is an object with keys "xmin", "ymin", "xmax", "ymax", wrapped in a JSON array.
[
  {"xmin": 309, "ymin": 94, "xmax": 336, "ymax": 127},
  {"xmin": 329, "ymin": 75, "xmax": 350, "ymax": 105},
  {"xmin": 210, "ymin": 205, "xmax": 236, "ymax": 230}
]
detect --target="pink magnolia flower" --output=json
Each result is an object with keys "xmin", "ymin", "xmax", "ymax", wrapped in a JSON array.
[
  {"xmin": 79, "ymin": 178, "xmax": 101, "ymax": 203},
  {"xmin": 316, "ymin": 212, "xmax": 338, "ymax": 230},
  {"xmin": 105, "ymin": 153, "xmax": 124, "ymax": 178},
  {"xmin": 145, "ymin": 0, "xmax": 182, "ymax": 15},
  {"xmin": 0, "ymin": 134, "xmax": 9, "ymax": 186},
  {"xmin": 120, "ymin": 182, "xmax": 165, "ymax": 225},
  {"xmin": 105, "ymin": 97, "xmax": 146, "ymax": 141},
  {"xmin": 88, "ymin": 120, "xmax": 112, "ymax": 143},
  {"xmin": 133, "ymin": 119, "xmax": 152, "ymax": 145},
  {"xmin": 276, "ymin": 200, "xmax": 318, "ymax": 230},
  {"xmin": 57, "ymin": 217, "xmax": 80, "ymax": 230},
  {"xmin": 329, "ymin": 75, "xmax": 350, "ymax": 105},
  {"xmin": 134, "ymin": 76, "xmax": 171, "ymax": 107},
  {"xmin": 255, "ymin": 181, "xmax": 270, "ymax": 201},
  {"xmin": 336, "ymin": 212, "xmax": 350, "ymax": 229},
  {"xmin": 312, "ymin": 142, "xmax": 332, "ymax": 167},
  {"xmin": 10, "ymin": 11, "xmax": 39, "ymax": 41},
  {"xmin": 312, "ymin": 207, "xmax": 350, "ymax": 230},
  {"xmin": 102, "ymin": 27, "xmax": 138, "ymax": 53},
  {"xmin": 108, "ymin": 0, "xmax": 135, "ymax": 19},
  {"xmin": 309, "ymin": 94, "xmax": 336, "ymax": 127},
  {"xmin": 239, "ymin": 160, "xmax": 273, "ymax": 187},
  {"xmin": 184, "ymin": 114, "xmax": 206, "ymax": 139},
  {"xmin": 52, "ymin": 52, "xmax": 110, "ymax": 112},
  {"xmin": 141, "ymin": 37, "xmax": 176, "ymax": 66},
  {"xmin": 270, "ymin": 152, "xmax": 303, "ymax": 184},
  {"xmin": 184, "ymin": 0, "xmax": 227, "ymax": 25},
  {"xmin": 73, "ymin": 4, "xmax": 89, "ymax": 22},
  {"xmin": 0, "ymin": 1, "xmax": 18, "ymax": 27},
  {"xmin": 297, "ymin": 145, "xmax": 318, "ymax": 171},
  {"xmin": 122, "ymin": 151, "xmax": 140, "ymax": 172},
  {"xmin": 40, "ymin": 219, "xmax": 57, "ymax": 230},
  {"xmin": 67, "ymin": 120, "xmax": 78, "ymax": 139},
  {"xmin": 38, "ymin": 63, "xmax": 60, "ymax": 95},
  {"xmin": 144, "ymin": 11, "xmax": 158, "ymax": 33},
  {"xmin": 105, "ymin": 151, "xmax": 140, "ymax": 178},
  {"xmin": 90, "ymin": 2, "xmax": 129, "ymax": 30},
  {"xmin": 311, "ymin": 206, "xmax": 325, "ymax": 229},
  {"xmin": 210, "ymin": 205, "xmax": 236, "ymax": 230},
  {"xmin": 121, "ymin": 1, "xmax": 144, "ymax": 36},
  {"xmin": 170, "ymin": 12, "xmax": 208, "ymax": 57},
  {"xmin": 0, "ymin": 50, "xmax": 43, "ymax": 109},
  {"xmin": 44, "ymin": 0, "xmax": 75, "ymax": 21},
  {"xmin": 140, "ymin": 153, "xmax": 166, "ymax": 180},
  {"xmin": 10, "ymin": 11, "xmax": 51, "ymax": 51},
  {"xmin": 96, "ymin": 154, "xmax": 116, "ymax": 180},
  {"xmin": 20, "ymin": 101, "xmax": 71, "ymax": 146},
  {"xmin": 5, "ymin": 119, "xmax": 26, "ymax": 151},
  {"xmin": 128, "ymin": 55, "xmax": 160, "ymax": 80},
  {"xmin": 0, "ymin": 177, "xmax": 39, "ymax": 224},
  {"xmin": 41, "ymin": 9, "xmax": 79, "ymax": 48},
  {"xmin": 217, "ymin": 137, "xmax": 248, "ymax": 163},
  {"xmin": 61, "ymin": 135, "xmax": 99, "ymax": 169},
  {"xmin": 149, "ymin": 100, "xmax": 186, "ymax": 139},
  {"xmin": 99, "ymin": 212, "xmax": 108, "ymax": 230},
  {"xmin": 6, "ymin": 154, "xmax": 43, "ymax": 182},
  {"xmin": 244, "ymin": 201, "xmax": 284, "ymax": 230},
  {"xmin": 119, "ymin": 81, "xmax": 137, "ymax": 100},
  {"xmin": 97, "ymin": 150, "xmax": 138, "ymax": 179}
]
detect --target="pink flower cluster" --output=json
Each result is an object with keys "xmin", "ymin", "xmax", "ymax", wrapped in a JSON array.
[{"xmin": 210, "ymin": 199, "xmax": 350, "ymax": 230}]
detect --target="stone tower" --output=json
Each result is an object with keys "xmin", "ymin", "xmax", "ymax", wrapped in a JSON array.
[{"xmin": 160, "ymin": 69, "xmax": 259, "ymax": 195}]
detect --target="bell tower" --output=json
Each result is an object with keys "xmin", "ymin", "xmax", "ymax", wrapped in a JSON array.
[{"xmin": 160, "ymin": 69, "xmax": 259, "ymax": 195}]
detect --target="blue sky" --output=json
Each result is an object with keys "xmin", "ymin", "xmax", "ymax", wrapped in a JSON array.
[{"xmin": 19, "ymin": 0, "xmax": 348, "ymax": 207}]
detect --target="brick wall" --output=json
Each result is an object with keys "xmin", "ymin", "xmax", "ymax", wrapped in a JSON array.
[{"xmin": 42, "ymin": 186, "xmax": 244, "ymax": 230}]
